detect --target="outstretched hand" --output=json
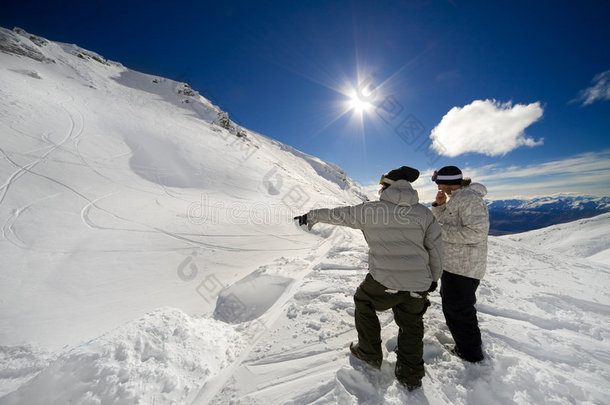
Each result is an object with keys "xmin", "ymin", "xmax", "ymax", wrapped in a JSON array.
[{"xmin": 294, "ymin": 214, "xmax": 308, "ymax": 226}]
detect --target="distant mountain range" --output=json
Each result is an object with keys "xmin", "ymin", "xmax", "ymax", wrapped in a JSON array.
[{"xmin": 488, "ymin": 195, "xmax": 610, "ymax": 235}]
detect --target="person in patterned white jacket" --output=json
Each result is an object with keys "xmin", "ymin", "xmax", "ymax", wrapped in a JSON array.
[{"xmin": 431, "ymin": 165, "xmax": 489, "ymax": 362}]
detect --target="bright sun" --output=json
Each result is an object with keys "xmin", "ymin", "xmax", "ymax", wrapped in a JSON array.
[{"xmin": 348, "ymin": 90, "xmax": 373, "ymax": 114}]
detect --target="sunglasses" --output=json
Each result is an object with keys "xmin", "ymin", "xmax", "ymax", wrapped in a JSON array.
[{"xmin": 379, "ymin": 174, "xmax": 396, "ymax": 185}]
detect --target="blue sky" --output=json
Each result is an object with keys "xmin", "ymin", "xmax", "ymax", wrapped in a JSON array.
[{"xmin": 3, "ymin": 0, "xmax": 610, "ymax": 200}]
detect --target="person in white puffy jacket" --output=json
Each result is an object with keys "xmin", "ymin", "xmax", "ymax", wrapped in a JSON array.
[
  {"xmin": 430, "ymin": 165, "xmax": 489, "ymax": 362},
  {"xmin": 294, "ymin": 166, "xmax": 443, "ymax": 390}
]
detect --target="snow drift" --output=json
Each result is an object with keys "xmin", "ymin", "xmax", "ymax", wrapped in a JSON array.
[{"xmin": 2, "ymin": 309, "xmax": 240, "ymax": 404}]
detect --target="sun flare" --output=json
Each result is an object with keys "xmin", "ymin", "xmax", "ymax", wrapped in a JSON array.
[{"xmin": 348, "ymin": 90, "xmax": 373, "ymax": 114}]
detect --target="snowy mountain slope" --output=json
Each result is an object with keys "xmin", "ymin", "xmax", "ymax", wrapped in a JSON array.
[
  {"xmin": 1, "ymin": 27, "xmax": 610, "ymax": 404},
  {"xmin": 0, "ymin": 25, "xmax": 366, "ymax": 399},
  {"xmin": 502, "ymin": 212, "xmax": 610, "ymax": 264}
]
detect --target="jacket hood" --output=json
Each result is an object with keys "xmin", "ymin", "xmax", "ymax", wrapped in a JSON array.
[
  {"xmin": 469, "ymin": 182, "xmax": 488, "ymax": 197},
  {"xmin": 453, "ymin": 182, "xmax": 487, "ymax": 198},
  {"xmin": 380, "ymin": 179, "xmax": 419, "ymax": 206}
]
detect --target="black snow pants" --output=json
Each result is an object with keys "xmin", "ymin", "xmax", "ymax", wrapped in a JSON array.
[
  {"xmin": 440, "ymin": 270, "xmax": 484, "ymax": 362},
  {"xmin": 354, "ymin": 273, "xmax": 430, "ymax": 386}
]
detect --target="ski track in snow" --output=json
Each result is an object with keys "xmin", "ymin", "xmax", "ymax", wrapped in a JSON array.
[
  {"xmin": 4, "ymin": 159, "xmax": 307, "ymax": 254},
  {"xmin": 2, "ymin": 192, "xmax": 63, "ymax": 249},
  {"xmin": 0, "ymin": 96, "xmax": 83, "ymax": 205},
  {"xmin": 74, "ymin": 137, "xmax": 161, "ymax": 196}
]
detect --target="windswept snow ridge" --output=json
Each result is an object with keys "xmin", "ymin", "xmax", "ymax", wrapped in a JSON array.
[{"xmin": 1, "ymin": 27, "xmax": 609, "ymax": 404}]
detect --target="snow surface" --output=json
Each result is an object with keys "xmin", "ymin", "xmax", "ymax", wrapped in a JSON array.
[
  {"xmin": 503, "ymin": 212, "xmax": 610, "ymax": 264},
  {"xmin": 1, "ymin": 27, "xmax": 610, "ymax": 404}
]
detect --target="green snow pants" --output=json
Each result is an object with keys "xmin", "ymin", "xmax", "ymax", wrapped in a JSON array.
[{"xmin": 354, "ymin": 273, "xmax": 430, "ymax": 385}]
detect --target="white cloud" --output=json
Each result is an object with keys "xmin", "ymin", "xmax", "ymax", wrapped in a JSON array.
[
  {"xmin": 571, "ymin": 70, "xmax": 610, "ymax": 106},
  {"xmin": 430, "ymin": 99, "xmax": 544, "ymax": 157}
]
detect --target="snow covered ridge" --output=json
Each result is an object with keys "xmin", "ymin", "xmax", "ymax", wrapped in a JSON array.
[
  {"xmin": 489, "ymin": 194, "xmax": 610, "ymax": 210},
  {"xmin": 0, "ymin": 27, "xmax": 55, "ymax": 63},
  {"xmin": 0, "ymin": 25, "xmax": 368, "ymax": 202},
  {"xmin": 488, "ymin": 194, "xmax": 610, "ymax": 235},
  {"xmin": 0, "ymin": 27, "xmax": 117, "ymax": 66}
]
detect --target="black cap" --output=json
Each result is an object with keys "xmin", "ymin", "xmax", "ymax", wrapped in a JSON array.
[
  {"xmin": 433, "ymin": 166, "xmax": 463, "ymax": 185},
  {"xmin": 383, "ymin": 166, "xmax": 420, "ymax": 183}
]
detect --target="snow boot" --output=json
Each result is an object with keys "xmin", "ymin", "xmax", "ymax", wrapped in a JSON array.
[
  {"xmin": 398, "ymin": 379, "xmax": 422, "ymax": 392},
  {"xmin": 449, "ymin": 345, "xmax": 484, "ymax": 363},
  {"xmin": 395, "ymin": 360, "xmax": 424, "ymax": 391},
  {"xmin": 349, "ymin": 342, "xmax": 382, "ymax": 370}
]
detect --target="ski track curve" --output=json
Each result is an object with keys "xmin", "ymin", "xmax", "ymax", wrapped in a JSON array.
[
  {"xmin": 1, "ymin": 193, "xmax": 62, "ymax": 249},
  {"xmin": 3, "ymin": 153, "xmax": 309, "ymax": 254},
  {"xmin": 0, "ymin": 97, "xmax": 84, "ymax": 205}
]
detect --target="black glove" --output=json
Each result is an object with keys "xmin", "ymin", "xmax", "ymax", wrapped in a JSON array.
[
  {"xmin": 294, "ymin": 214, "xmax": 307, "ymax": 226},
  {"xmin": 428, "ymin": 281, "xmax": 438, "ymax": 293}
]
